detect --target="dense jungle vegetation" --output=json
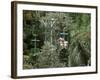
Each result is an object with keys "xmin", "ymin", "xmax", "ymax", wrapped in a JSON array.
[{"xmin": 23, "ymin": 10, "xmax": 91, "ymax": 69}]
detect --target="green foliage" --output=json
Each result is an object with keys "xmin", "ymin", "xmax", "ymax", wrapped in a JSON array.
[
  {"xmin": 23, "ymin": 55, "xmax": 33, "ymax": 69},
  {"xmin": 68, "ymin": 13, "xmax": 91, "ymax": 66},
  {"xmin": 23, "ymin": 10, "xmax": 91, "ymax": 69},
  {"xmin": 36, "ymin": 42, "xmax": 65, "ymax": 68}
]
